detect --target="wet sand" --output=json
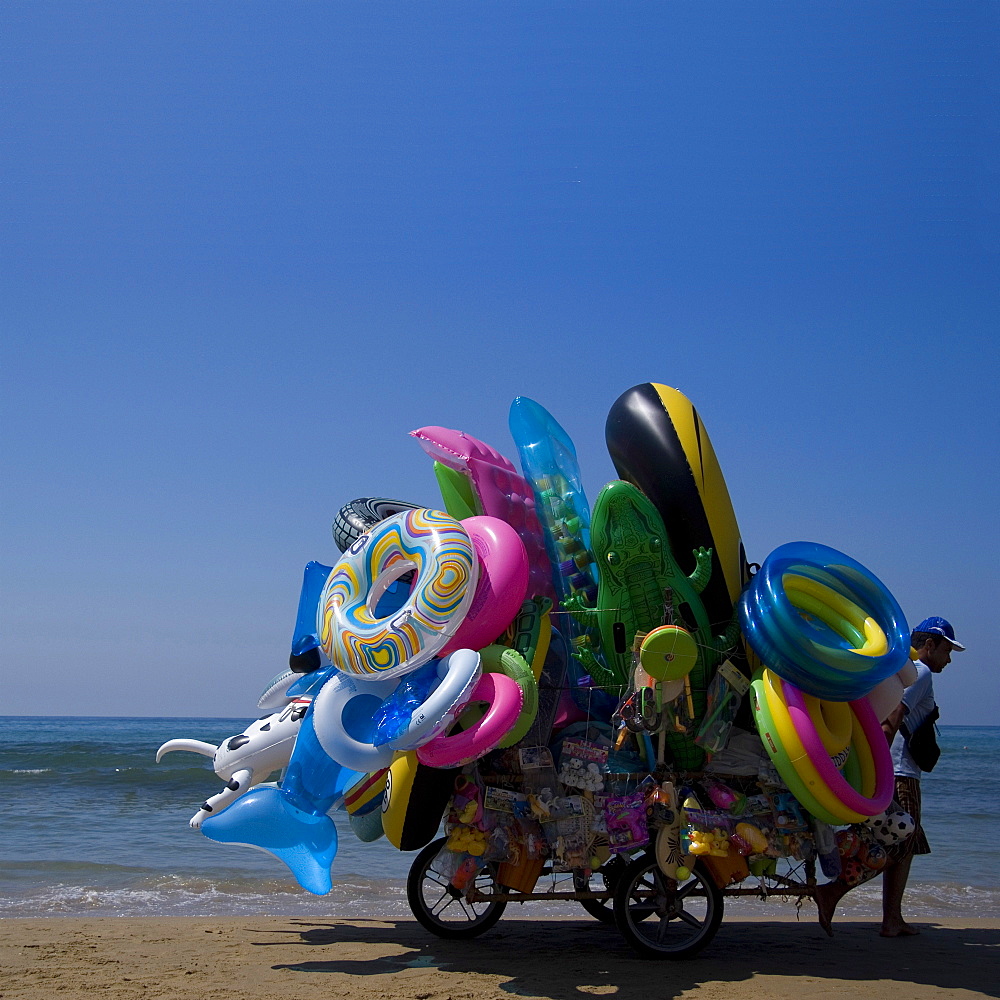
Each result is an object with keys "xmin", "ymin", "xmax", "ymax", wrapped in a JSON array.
[{"xmin": 2, "ymin": 915, "xmax": 998, "ymax": 999}]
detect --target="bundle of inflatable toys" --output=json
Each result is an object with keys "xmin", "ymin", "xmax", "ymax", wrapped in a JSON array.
[{"xmin": 158, "ymin": 383, "xmax": 917, "ymax": 897}]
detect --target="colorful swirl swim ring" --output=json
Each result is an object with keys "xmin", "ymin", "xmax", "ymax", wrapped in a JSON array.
[
  {"xmin": 384, "ymin": 649, "xmax": 483, "ymax": 752},
  {"xmin": 416, "ymin": 671, "xmax": 524, "ymax": 769},
  {"xmin": 738, "ymin": 542, "xmax": 909, "ymax": 701},
  {"xmin": 319, "ymin": 509, "xmax": 478, "ymax": 680},
  {"xmin": 440, "ymin": 516, "xmax": 530, "ymax": 656}
]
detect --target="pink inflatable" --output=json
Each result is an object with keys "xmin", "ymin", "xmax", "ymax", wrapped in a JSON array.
[
  {"xmin": 782, "ymin": 678, "xmax": 894, "ymax": 818},
  {"xmin": 410, "ymin": 425, "xmax": 554, "ymax": 600},
  {"xmin": 416, "ymin": 671, "xmax": 524, "ymax": 768},
  {"xmin": 440, "ymin": 516, "xmax": 530, "ymax": 655}
]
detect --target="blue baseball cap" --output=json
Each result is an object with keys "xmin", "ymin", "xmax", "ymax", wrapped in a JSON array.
[{"xmin": 913, "ymin": 616, "xmax": 966, "ymax": 651}]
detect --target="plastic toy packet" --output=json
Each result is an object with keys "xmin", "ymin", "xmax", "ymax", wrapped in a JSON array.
[
  {"xmin": 483, "ymin": 785, "xmax": 523, "ymax": 815},
  {"xmin": 702, "ymin": 776, "xmax": 748, "ymax": 814},
  {"xmin": 682, "ymin": 807, "xmax": 736, "ymax": 833},
  {"xmin": 694, "ymin": 659, "xmax": 749, "ymax": 754},
  {"xmin": 558, "ymin": 738, "xmax": 608, "ymax": 791},
  {"xmin": 767, "ymin": 790, "xmax": 809, "ymax": 832},
  {"xmin": 541, "ymin": 795, "xmax": 591, "ymax": 866},
  {"xmin": 542, "ymin": 793, "xmax": 588, "ymax": 822},
  {"xmin": 605, "ymin": 791, "xmax": 650, "ymax": 854},
  {"xmin": 518, "ymin": 745, "xmax": 556, "ymax": 770},
  {"xmin": 445, "ymin": 823, "xmax": 489, "ymax": 856},
  {"xmin": 770, "ymin": 830, "xmax": 815, "ymax": 862},
  {"xmin": 447, "ymin": 774, "xmax": 485, "ymax": 829},
  {"xmin": 744, "ymin": 792, "xmax": 774, "ymax": 818},
  {"xmin": 660, "ymin": 677, "xmax": 697, "ymax": 736},
  {"xmin": 644, "ymin": 781, "xmax": 678, "ymax": 828},
  {"xmin": 590, "ymin": 794, "xmax": 609, "ymax": 834},
  {"xmin": 449, "ymin": 853, "xmax": 488, "ymax": 894}
]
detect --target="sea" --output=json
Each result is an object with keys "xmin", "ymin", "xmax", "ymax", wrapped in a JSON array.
[{"xmin": 1, "ymin": 716, "xmax": 996, "ymax": 921}]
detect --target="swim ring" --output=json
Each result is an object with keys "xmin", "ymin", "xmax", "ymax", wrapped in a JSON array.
[
  {"xmin": 416, "ymin": 671, "xmax": 524, "ymax": 769},
  {"xmin": 319, "ymin": 509, "xmax": 478, "ymax": 680},
  {"xmin": 738, "ymin": 541, "xmax": 909, "ymax": 701},
  {"xmin": 384, "ymin": 649, "xmax": 483, "ymax": 752}
]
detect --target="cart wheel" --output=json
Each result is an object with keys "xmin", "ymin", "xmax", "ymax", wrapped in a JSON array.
[
  {"xmin": 613, "ymin": 855, "xmax": 723, "ymax": 960},
  {"xmin": 406, "ymin": 837, "xmax": 507, "ymax": 939},
  {"xmin": 578, "ymin": 853, "xmax": 631, "ymax": 925}
]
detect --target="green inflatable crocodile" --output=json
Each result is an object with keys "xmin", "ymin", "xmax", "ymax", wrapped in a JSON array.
[{"xmin": 564, "ymin": 480, "xmax": 738, "ymax": 769}]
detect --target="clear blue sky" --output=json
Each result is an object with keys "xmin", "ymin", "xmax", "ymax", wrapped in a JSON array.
[{"xmin": 2, "ymin": 2, "xmax": 997, "ymax": 724}]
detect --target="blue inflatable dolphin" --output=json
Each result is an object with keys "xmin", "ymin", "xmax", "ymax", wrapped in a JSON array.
[
  {"xmin": 200, "ymin": 561, "xmax": 404, "ymax": 895},
  {"xmin": 199, "ymin": 667, "xmax": 358, "ymax": 894}
]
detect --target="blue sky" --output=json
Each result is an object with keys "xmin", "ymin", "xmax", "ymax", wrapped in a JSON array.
[{"xmin": 2, "ymin": 2, "xmax": 997, "ymax": 724}]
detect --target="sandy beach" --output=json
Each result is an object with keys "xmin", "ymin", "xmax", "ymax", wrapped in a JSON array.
[{"xmin": 3, "ymin": 915, "xmax": 997, "ymax": 1000}]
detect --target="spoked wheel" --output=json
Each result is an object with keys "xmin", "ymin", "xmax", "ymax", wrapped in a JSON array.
[
  {"xmin": 578, "ymin": 853, "xmax": 631, "ymax": 925},
  {"xmin": 613, "ymin": 855, "xmax": 723, "ymax": 959},
  {"xmin": 406, "ymin": 836, "xmax": 507, "ymax": 939}
]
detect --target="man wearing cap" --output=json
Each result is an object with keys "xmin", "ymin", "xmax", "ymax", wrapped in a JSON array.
[
  {"xmin": 878, "ymin": 617, "xmax": 965, "ymax": 936},
  {"xmin": 815, "ymin": 617, "xmax": 966, "ymax": 937}
]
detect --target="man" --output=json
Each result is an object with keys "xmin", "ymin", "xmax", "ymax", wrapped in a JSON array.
[{"xmin": 815, "ymin": 616, "xmax": 965, "ymax": 938}]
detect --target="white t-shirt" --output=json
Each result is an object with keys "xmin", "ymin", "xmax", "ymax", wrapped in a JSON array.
[{"xmin": 890, "ymin": 660, "xmax": 936, "ymax": 780}]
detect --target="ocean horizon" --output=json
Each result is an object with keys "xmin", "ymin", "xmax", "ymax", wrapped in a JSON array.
[{"xmin": 1, "ymin": 716, "xmax": 996, "ymax": 921}]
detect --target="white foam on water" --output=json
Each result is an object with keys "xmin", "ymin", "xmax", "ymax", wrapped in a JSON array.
[
  {"xmin": 5, "ymin": 869, "xmax": 997, "ymax": 921},
  {"xmin": 0, "ymin": 872, "xmax": 414, "ymax": 918}
]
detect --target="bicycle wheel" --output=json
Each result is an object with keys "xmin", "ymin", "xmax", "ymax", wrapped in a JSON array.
[
  {"xmin": 613, "ymin": 855, "xmax": 723, "ymax": 960},
  {"xmin": 406, "ymin": 837, "xmax": 507, "ymax": 939},
  {"xmin": 578, "ymin": 853, "xmax": 629, "ymax": 925}
]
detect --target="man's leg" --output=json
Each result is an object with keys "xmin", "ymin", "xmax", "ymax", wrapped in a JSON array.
[
  {"xmin": 814, "ymin": 879, "xmax": 850, "ymax": 937},
  {"xmin": 881, "ymin": 853, "xmax": 919, "ymax": 937}
]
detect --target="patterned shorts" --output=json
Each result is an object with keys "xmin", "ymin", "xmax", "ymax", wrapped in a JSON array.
[{"xmin": 892, "ymin": 775, "xmax": 931, "ymax": 857}]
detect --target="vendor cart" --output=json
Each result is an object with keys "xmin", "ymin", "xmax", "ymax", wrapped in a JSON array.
[{"xmin": 405, "ymin": 772, "xmax": 822, "ymax": 960}]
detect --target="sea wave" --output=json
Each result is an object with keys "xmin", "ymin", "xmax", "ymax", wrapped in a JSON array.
[
  {"xmin": 0, "ymin": 871, "xmax": 414, "ymax": 918},
  {"xmin": 2, "ymin": 868, "xmax": 997, "ymax": 921}
]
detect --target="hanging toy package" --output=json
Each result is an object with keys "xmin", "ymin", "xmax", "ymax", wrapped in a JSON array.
[
  {"xmin": 557, "ymin": 738, "xmax": 608, "ymax": 792},
  {"xmin": 695, "ymin": 659, "xmax": 750, "ymax": 754},
  {"xmin": 604, "ymin": 790, "xmax": 650, "ymax": 854}
]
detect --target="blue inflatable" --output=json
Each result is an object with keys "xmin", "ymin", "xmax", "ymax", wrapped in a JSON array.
[
  {"xmin": 509, "ymin": 396, "xmax": 599, "ymax": 603},
  {"xmin": 738, "ymin": 541, "xmax": 909, "ymax": 702},
  {"xmin": 200, "ymin": 698, "xmax": 363, "ymax": 895}
]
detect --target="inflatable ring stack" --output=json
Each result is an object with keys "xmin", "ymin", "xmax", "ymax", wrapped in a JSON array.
[
  {"xmin": 751, "ymin": 667, "xmax": 894, "ymax": 823},
  {"xmin": 738, "ymin": 541, "xmax": 909, "ymax": 702}
]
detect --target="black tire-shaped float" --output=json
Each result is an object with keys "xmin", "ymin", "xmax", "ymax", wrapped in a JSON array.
[{"xmin": 332, "ymin": 497, "xmax": 422, "ymax": 553}]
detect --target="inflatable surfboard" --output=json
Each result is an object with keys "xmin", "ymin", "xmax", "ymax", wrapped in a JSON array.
[{"xmin": 606, "ymin": 383, "xmax": 750, "ymax": 633}]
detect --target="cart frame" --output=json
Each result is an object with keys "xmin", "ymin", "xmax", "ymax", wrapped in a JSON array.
[{"xmin": 407, "ymin": 834, "xmax": 820, "ymax": 959}]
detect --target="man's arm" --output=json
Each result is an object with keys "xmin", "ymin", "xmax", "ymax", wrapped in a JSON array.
[{"xmin": 882, "ymin": 702, "xmax": 906, "ymax": 745}]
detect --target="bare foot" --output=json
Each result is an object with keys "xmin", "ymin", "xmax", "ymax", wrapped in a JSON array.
[
  {"xmin": 880, "ymin": 921, "xmax": 920, "ymax": 937},
  {"xmin": 813, "ymin": 884, "xmax": 839, "ymax": 938}
]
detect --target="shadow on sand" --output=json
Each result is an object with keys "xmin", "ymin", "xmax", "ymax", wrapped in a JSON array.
[{"xmin": 258, "ymin": 916, "xmax": 1000, "ymax": 999}]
